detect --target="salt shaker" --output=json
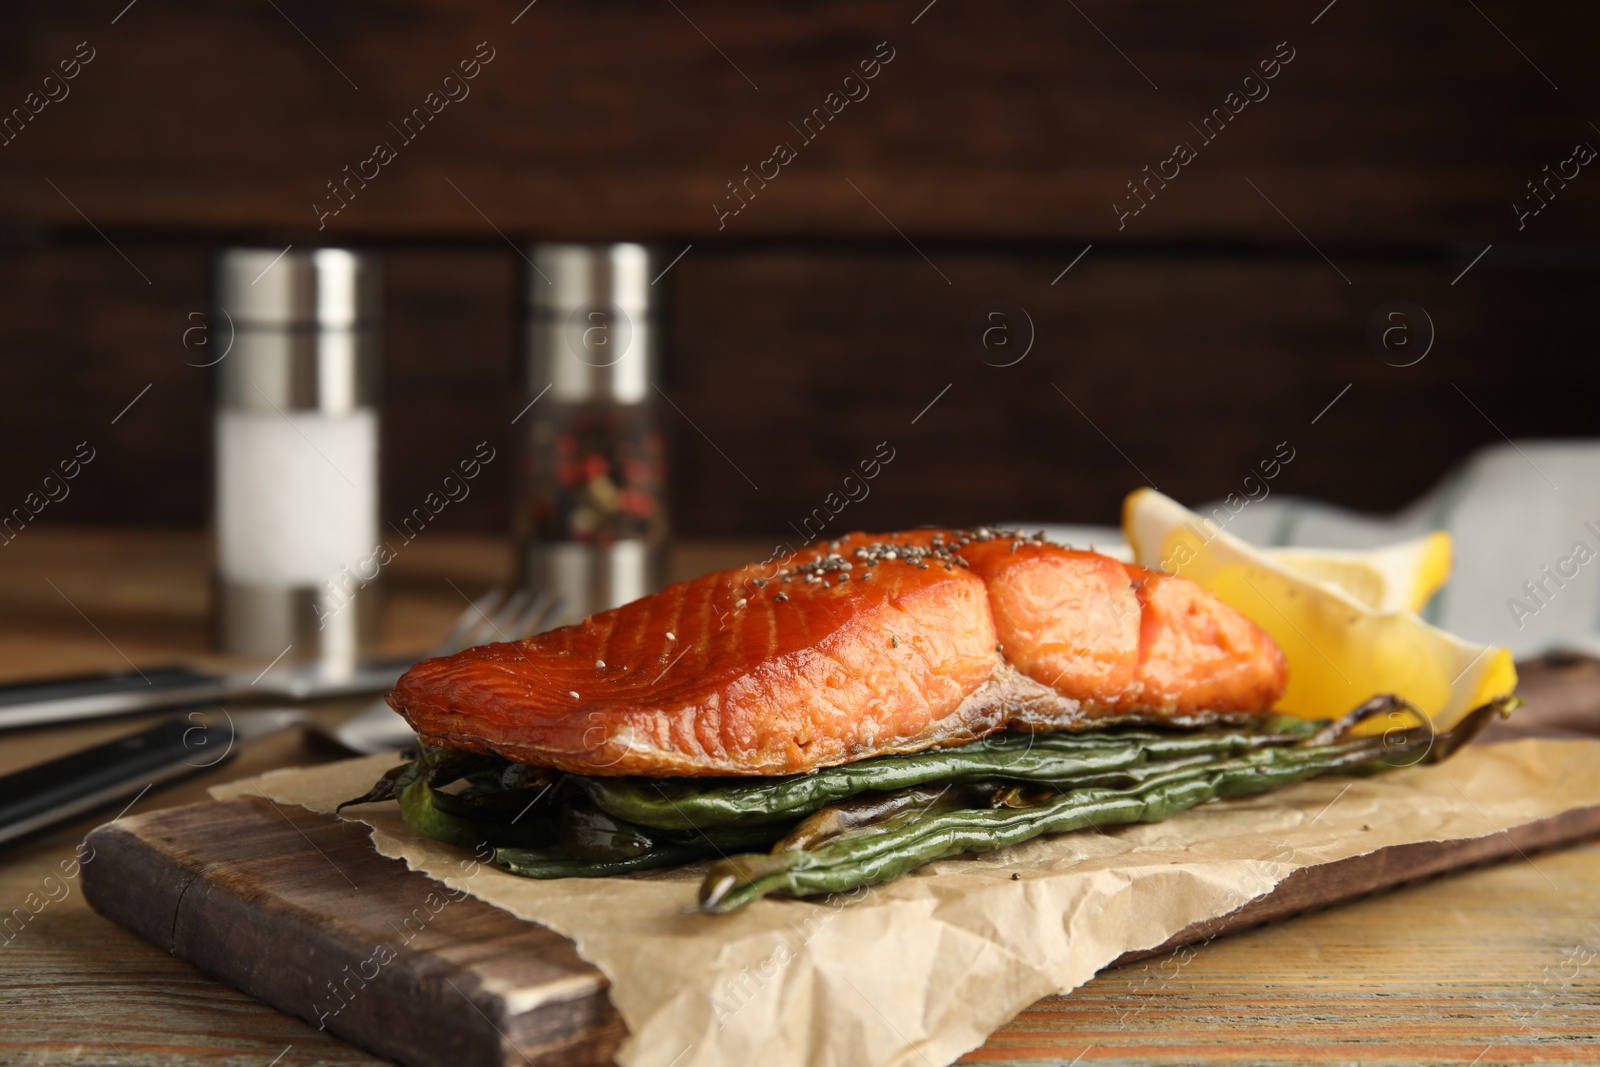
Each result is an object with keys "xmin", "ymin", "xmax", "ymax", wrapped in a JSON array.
[
  {"xmin": 517, "ymin": 243, "xmax": 667, "ymax": 626},
  {"xmin": 213, "ymin": 248, "xmax": 381, "ymax": 669}
]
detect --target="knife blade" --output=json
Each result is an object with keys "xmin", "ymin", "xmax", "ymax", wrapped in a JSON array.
[{"xmin": 0, "ymin": 709, "xmax": 306, "ymax": 847}]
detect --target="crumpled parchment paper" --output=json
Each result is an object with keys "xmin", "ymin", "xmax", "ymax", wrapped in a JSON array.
[{"xmin": 213, "ymin": 738, "xmax": 1600, "ymax": 1067}]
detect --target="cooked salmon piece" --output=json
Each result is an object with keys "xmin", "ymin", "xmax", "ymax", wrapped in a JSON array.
[
  {"xmin": 390, "ymin": 529, "xmax": 1288, "ymax": 777},
  {"xmin": 1122, "ymin": 566, "xmax": 1289, "ymax": 715},
  {"xmin": 959, "ymin": 539, "xmax": 1141, "ymax": 704}
]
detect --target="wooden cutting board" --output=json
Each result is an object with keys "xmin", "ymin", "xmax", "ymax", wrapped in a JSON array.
[{"xmin": 81, "ymin": 791, "xmax": 1600, "ymax": 1067}]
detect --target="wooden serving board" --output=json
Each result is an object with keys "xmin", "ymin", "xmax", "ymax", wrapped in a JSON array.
[{"xmin": 81, "ymin": 792, "xmax": 1600, "ymax": 1067}]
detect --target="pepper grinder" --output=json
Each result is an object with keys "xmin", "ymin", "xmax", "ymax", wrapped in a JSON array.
[
  {"xmin": 213, "ymin": 248, "xmax": 382, "ymax": 670},
  {"xmin": 516, "ymin": 243, "xmax": 667, "ymax": 626}
]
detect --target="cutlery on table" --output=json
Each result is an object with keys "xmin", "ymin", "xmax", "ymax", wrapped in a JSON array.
[
  {"xmin": 315, "ymin": 588, "xmax": 561, "ymax": 755},
  {"xmin": 0, "ymin": 587, "xmax": 557, "ymax": 731},
  {"xmin": 0, "ymin": 587, "xmax": 561, "ymax": 847}
]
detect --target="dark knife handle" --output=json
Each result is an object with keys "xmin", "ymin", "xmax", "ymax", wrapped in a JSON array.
[
  {"xmin": 0, "ymin": 666, "xmax": 228, "ymax": 731},
  {"xmin": 0, "ymin": 714, "xmax": 232, "ymax": 846}
]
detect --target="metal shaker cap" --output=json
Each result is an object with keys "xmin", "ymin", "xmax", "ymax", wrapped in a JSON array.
[
  {"xmin": 217, "ymin": 248, "xmax": 381, "ymax": 329},
  {"xmin": 214, "ymin": 248, "xmax": 381, "ymax": 413},
  {"xmin": 525, "ymin": 243, "xmax": 655, "ymax": 404}
]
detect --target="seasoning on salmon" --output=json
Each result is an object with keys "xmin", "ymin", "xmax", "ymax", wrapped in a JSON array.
[{"xmin": 390, "ymin": 529, "xmax": 1288, "ymax": 777}]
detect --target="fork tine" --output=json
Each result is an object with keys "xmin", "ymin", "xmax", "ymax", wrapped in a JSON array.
[
  {"xmin": 488, "ymin": 587, "xmax": 534, "ymax": 632},
  {"xmin": 332, "ymin": 588, "xmax": 566, "ymax": 756},
  {"xmin": 529, "ymin": 591, "xmax": 565, "ymax": 634},
  {"xmin": 461, "ymin": 587, "xmax": 532, "ymax": 648},
  {"xmin": 504, "ymin": 590, "xmax": 558, "ymax": 641},
  {"xmin": 434, "ymin": 586, "xmax": 507, "ymax": 657}
]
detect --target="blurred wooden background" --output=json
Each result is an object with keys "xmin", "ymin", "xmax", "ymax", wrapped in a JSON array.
[{"xmin": 2, "ymin": 1, "xmax": 1597, "ymax": 538}]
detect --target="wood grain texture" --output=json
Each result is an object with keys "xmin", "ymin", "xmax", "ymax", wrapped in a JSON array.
[
  {"xmin": 0, "ymin": 525, "xmax": 760, "ymax": 683},
  {"xmin": 4, "ymin": 3, "xmax": 1600, "ymax": 548},
  {"xmin": 665, "ymin": 247, "xmax": 1600, "ymax": 534},
  {"xmin": 83, "ymin": 797, "xmax": 622, "ymax": 1067},
  {"xmin": 1, "ymin": 2, "xmax": 1597, "ymax": 241},
  {"xmin": 0, "ymin": 530, "xmax": 1597, "ymax": 1066},
  {"xmin": 4, "ymin": 243, "xmax": 1599, "ymax": 537},
  {"xmin": 1114, "ymin": 802, "xmax": 1600, "ymax": 967},
  {"xmin": 0, "ymin": 245, "xmax": 520, "ymax": 536},
  {"xmin": 82, "ymin": 787, "xmax": 1600, "ymax": 1067},
  {"xmin": 971, "ymin": 842, "xmax": 1600, "ymax": 1066},
  {"xmin": 0, "ymin": 731, "xmax": 390, "ymax": 1067}
]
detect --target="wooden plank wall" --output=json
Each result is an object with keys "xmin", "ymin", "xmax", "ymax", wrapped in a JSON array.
[{"xmin": 1, "ymin": 2, "xmax": 1596, "ymax": 538}]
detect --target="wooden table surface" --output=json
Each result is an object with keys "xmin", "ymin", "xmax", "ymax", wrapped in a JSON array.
[{"xmin": 1, "ymin": 528, "xmax": 1596, "ymax": 1067}]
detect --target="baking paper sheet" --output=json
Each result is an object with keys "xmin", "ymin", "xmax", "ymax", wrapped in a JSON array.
[{"xmin": 214, "ymin": 739, "xmax": 1600, "ymax": 1067}]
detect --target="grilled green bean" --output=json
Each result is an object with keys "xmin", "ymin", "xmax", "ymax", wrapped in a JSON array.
[
  {"xmin": 362, "ymin": 698, "xmax": 1508, "ymax": 908},
  {"xmin": 395, "ymin": 767, "xmax": 793, "ymax": 870},
  {"xmin": 697, "ymin": 700, "xmax": 1508, "ymax": 913},
  {"xmin": 494, "ymin": 815, "xmax": 792, "ymax": 878},
  {"xmin": 772, "ymin": 784, "xmax": 985, "ymax": 852},
  {"xmin": 495, "ymin": 843, "xmax": 720, "ymax": 879},
  {"xmin": 397, "ymin": 777, "xmax": 558, "ymax": 851},
  {"xmin": 338, "ymin": 745, "xmax": 507, "ymax": 812},
  {"xmin": 578, "ymin": 720, "xmax": 1318, "ymax": 831}
]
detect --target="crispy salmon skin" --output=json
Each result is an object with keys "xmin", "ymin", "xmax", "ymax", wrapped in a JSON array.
[{"xmin": 390, "ymin": 529, "xmax": 1288, "ymax": 776}]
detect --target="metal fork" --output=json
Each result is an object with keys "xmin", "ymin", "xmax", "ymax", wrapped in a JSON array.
[
  {"xmin": 316, "ymin": 586, "xmax": 563, "ymax": 755},
  {"xmin": 0, "ymin": 589, "xmax": 564, "ymax": 848}
]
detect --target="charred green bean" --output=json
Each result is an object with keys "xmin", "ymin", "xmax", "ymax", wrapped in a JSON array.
[
  {"xmin": 578, "ymin": 720, "xmax": 1318, "ymax": 831},
  {"xmin": 348, "ymin": 699, "xmax": 1509, "ymax": 910},
  {"xmin": 397, "ymin": 777, "xmax": 558, "ymax": 851},
  {"xmin": 697, "ymin": 701, "xmax": 1508, "ymax": 913}
]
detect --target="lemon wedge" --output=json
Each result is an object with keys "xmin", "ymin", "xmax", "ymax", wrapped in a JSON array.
[
  {"xmin": 1268, "ymin": 532, "xmax": 1453, "ymax": 613},
  {"xmin": 1122, "ymin": 488, "xmax": 1516, "ymax": 728}
]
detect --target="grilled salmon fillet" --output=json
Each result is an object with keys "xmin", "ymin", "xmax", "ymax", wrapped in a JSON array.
[{"xmin": 391, "ymin": 529, "xmax": 1288, "ymax": 776}]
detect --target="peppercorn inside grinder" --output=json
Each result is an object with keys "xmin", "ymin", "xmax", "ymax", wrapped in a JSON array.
[{"xmin": 516, "ymin": 243, "xmax": 667, "ymax": 626}]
